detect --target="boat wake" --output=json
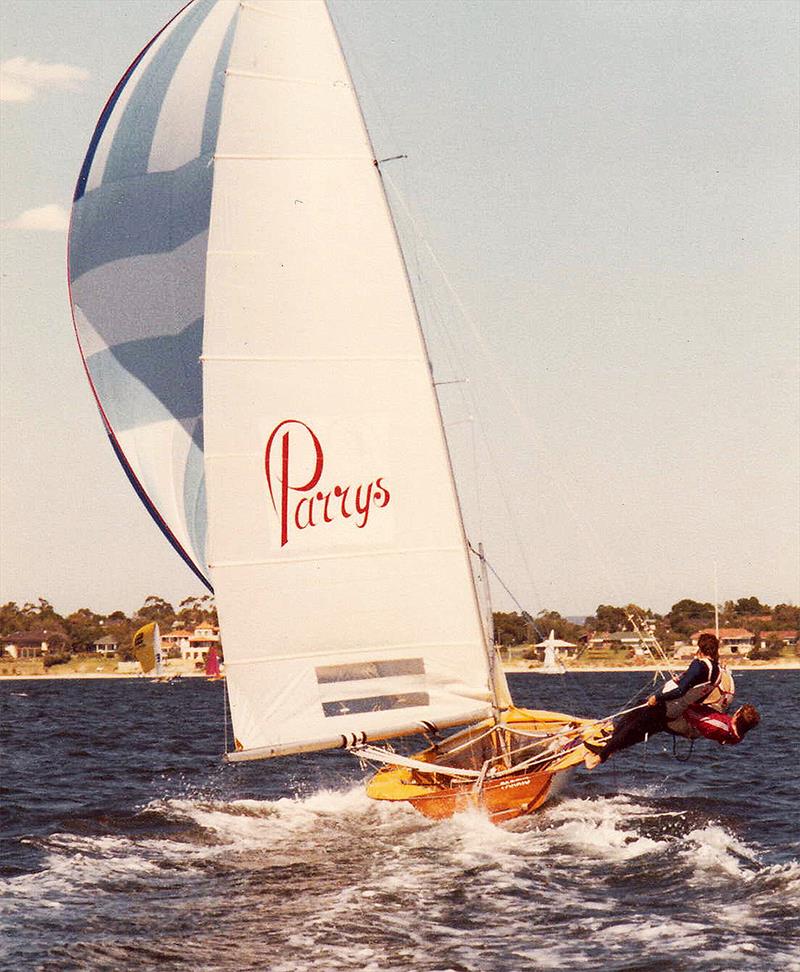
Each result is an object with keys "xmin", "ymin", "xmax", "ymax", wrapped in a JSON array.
[{"xmin": 5, "ymin": 787, "xmax": 798, "ymax": 971}]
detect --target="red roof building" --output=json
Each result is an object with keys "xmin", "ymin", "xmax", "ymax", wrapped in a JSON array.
[{"xmin": 691, "ymin": 628, "xmax": 754, "ymax": 657}]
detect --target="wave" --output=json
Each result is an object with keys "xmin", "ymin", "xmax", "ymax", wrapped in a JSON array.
[{"xmin": 4, "ymin": 786, "xmax": 798, "ymax": 972}]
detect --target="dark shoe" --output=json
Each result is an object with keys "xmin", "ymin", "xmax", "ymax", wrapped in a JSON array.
[{"xmin": 584, "ymin": 741, "xmax": 605, "ymax": 756}]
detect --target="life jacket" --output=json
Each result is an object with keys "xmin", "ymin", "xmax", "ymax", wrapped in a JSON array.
[
  {"xmin": 664, "ymin": 658, "xmax": 730, "ymax": 719},
  {"xmin": 702, "ymin": 665, "xmax": 735, "ymax": 713},
  {"xmin": 667, "ymin": 704, "xmax": 740, "ymax": 744}
]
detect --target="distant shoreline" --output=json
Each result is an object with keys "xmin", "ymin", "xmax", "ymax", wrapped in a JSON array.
[
  {"xmin": 504, "ymin": 661, "xmax": 800, "ymax": 673},
  {"xmin": 0, "ymin": 671, "xmax": 211, "ymax": 681},
  {"xmin": 2, "ymin": 661, "xmax": 798, "ymax": 681}
]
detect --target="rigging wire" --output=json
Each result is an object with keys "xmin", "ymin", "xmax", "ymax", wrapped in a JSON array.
[
  {"xmin": 223, "ymin": 678, "xmax": 229, "ymax": 757},
  {"xmin": 381, "ymin": 170, "xmax": 675, "ymax": 651}
]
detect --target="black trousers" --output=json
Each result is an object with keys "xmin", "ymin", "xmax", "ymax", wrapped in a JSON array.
[{"xmin": 598, "ymin": 702, "xmax": 667, "ymax": 762}]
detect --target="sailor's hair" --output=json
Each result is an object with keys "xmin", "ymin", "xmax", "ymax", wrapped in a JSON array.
[
  {"xmin": 735, "ymin": 703, "xmax": 760, "ymax": 732},
  {"xmin": 697, "ymin": 632, "xmax": 720, "ymax": 660}
]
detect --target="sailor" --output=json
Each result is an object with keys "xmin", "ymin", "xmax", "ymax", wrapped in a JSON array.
[
  {"xmin": 584, "ymin": 633, "xmax": 735, "ymax": 768},
  {"xmin": 666, "ymin": 702, "xmax": 760, "ymax": 744},
  {"xmin": 645, "ymin": 632, "xmax": 724, "ymax": 720}
]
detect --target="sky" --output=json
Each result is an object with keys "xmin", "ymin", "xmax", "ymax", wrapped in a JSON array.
[{"xmin": 0, "ymin": 0, "xmax": 798, "ymax": 620}]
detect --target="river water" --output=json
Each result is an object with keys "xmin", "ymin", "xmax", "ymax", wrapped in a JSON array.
[{"xmin": 2, "ymin": 670, "xmax": 798, "ymax": 971}]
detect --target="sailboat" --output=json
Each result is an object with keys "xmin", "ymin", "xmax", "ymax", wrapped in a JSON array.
[
  {"xmin": 204, "ymin": 644, "xmax": 223, "ymax": 681},
  {"xmin": 132, "ymin": 621, "xmax": 175, "ymax": 682},
  {"xmin": 67, "ymin": 0, "xmax": 606, "ymax": 822}
]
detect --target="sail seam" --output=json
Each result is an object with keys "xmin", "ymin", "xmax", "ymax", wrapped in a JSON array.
[
  {"xmin": 208, "ymin": 545, "xmax": 463, "ymax": 567},
  {"xmin": 225, "ymin": 69, "xmax": 347, "ymax": 88},
  {"xmin": 239, "ymin": 2, "xmax": 302, "ymax": 22},
  {"xmin": 223, "ymin": 642, "xmax": 485, "ymax": 665},
  {"xmin": 200, "ymin": 354, "xmax": 422, "ymax": 362},
  {"xmin": 214, "ymin": 153, "xmax": 371, "ymax": 161}
]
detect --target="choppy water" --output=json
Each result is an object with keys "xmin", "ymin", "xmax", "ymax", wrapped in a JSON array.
[{"xmin": 2, "ymin": 671, "xmax": 798, "ymax": 971}]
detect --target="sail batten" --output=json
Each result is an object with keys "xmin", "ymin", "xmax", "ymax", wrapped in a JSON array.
[{"xmin": 208, "ymin": 546, "xmax": 464, "ymax": 569}]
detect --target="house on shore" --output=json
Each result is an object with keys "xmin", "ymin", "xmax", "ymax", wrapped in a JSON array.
[
  {"xmin": 183, "ymin": 623, "xmax": 221, "ymax": 663},
  {"xmin": 759, "ymin": 630, "xmax": 798, "ymax": 651},
  {"xmin": 161, "ymin": 628, "xmax": 193, "ymax": 657},
  {"xmin": 161, "ymin": 623, "xmax": 222, "ymax": 664},
  {"xmin": 89, "ymin": 635, "xmax": 119, "ymax": 657},
  {"xmin": 0, "ymin": 630, "xmax": 51, "ymax": 659},
  {"xmin": 690, "ymin": 628, "xmax": 754, "ymax": 659}
]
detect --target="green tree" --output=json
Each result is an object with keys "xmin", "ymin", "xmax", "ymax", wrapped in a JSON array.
[
  {"xmin": 176, "ymin": 594, "xmax": 217, "ymax": 629},
  {"xmin": 64, "ymin": 608, "xmax": 106, "ymax": 651},
  {"xmin": 532, "ymin": 610, "xmax": 583, "ymax": 645},
  {"xmin": 752, "ymin": 635, "xmax": 783, "ymax": 660},
  {"xmin": 735, "ymin": 596, "xmax": 770, "ymax": 616},
  {"xmin": 0, "ymin": 602, "xmax": 24, "ymax": 637},
  {"xmin": 586, "ymin": 604, "xmax": 629, "ymax": 632},
  {"xmin": 134, "ymin": 596, "xmax": 175, "ymax": 630},
  {"xmin": 771, "ymin": 604, "xmax": 800, "ymax": 629},
  {"xmin": 492, "ymin": 612, "xmax": 531, "ymax": 647},
  {"xmin": 665, "ymin": 599, "xmax": 715, "ymax": 638},
  {"xmin": 20, "ymin": 598, "xmax": 65, "ymax": 631}
]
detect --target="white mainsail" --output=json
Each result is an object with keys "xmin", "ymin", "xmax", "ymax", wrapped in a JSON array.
[{"xmin": 203, "ymin": 0, "xmax": 507, "ymax": 756}]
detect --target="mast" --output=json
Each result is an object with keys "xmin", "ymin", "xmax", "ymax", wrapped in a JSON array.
[
  {"xmin": 477, "ymin": 542, "xmax": 506, "ymax": 717},
  {"xmin": 325, "ymin": 9, "xmax": 508, "ymax": 719},
  {"xmin": 328, "ymin": 8, "xmax": 506, "ymax": 716}
]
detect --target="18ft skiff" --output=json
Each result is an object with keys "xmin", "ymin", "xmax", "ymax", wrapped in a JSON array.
[{"xmin": 68, "ymin": 0, "xmax": 608, "ymax": 822}]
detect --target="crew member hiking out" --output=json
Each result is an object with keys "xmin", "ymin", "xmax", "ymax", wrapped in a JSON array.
[{"xmin": 583, "ymin": 633, "xmax": 754, "ymax": 768}]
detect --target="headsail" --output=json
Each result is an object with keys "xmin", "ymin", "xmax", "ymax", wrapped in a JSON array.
[{"xmin": 67, "ymin": 0, "xmax": 241, "ymax": 588}]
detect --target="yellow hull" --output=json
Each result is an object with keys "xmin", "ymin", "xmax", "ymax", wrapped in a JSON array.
[{"xmin": 366, "ymin": 707, "xmax": 603, "ymax": 824}]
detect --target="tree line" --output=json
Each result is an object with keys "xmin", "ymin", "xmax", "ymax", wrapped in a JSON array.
[
  {"xmin": 1, "ymin": 593, "xmax": 797, "ymax": 661},
  {"xmin": 492, "ymin": 596, "xmax": 800, "ymax": 657},
  {"xmin": 0, "ymin": 595, "xmax": 218, "ymax": 661}
]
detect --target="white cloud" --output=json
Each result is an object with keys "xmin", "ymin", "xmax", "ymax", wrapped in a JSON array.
[
  {"xmin": 1, "ymin": 204, "xmax": 69, "ymax": 233},
  {"xmin": 0, "ymin": 57, "xmax": 89, "ymax": 103}
]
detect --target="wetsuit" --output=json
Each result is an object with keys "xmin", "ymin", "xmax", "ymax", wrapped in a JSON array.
[{"xmin": 658, "ymin": 657, "xmax": 720, "ymax": 712}]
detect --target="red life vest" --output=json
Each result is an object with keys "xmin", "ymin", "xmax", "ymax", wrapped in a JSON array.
[{"xmin": 681, "ymin": 705, "xmax": 741, "ymax": 745}]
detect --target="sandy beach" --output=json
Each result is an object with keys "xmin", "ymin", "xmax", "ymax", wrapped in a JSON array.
[{"xmin": 3, "ymin": 660, "xmax": 799, "ymax": 680}]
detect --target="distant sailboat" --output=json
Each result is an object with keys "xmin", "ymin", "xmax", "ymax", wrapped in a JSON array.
[
  {"xmin": 536, "ymin": 630, "xmax": 576, "ymax": 673},
  {"xmin": 132, "ymin": 621, "xmax": 175, "ymax": 682},
  {"xmin": 68, "ymin": 0, "xmax": 607, "ymax": 822},
  {"xmin": 204, "ymin": 645, "xmax": 223, "ymax": 681}
]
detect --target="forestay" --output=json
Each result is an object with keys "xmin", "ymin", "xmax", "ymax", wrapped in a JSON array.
[{"xmin": 203, "ymin": 0, "xmax": 506, "ymax": 755}]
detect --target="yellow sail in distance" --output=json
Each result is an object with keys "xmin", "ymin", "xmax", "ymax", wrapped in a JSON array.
[{"xmin": 132, "ymin": 622, "xmax": 161, "ymax": 676}]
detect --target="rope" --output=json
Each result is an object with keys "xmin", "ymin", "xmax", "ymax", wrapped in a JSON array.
[
  {"xmin": 223, "ymin": 679, "xmax": 229, "ymax": 757},
  {"xmin": 355, "ymin": 702, "xmax": 651, "ymax": 780},
  {"xmin": 671, "ymin": 734, "xmax": 695, "ymax": 763}
]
